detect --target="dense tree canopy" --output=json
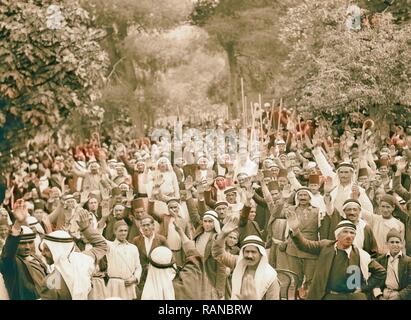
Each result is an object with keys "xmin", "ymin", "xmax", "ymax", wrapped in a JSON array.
[
  {"xmin": 0, "ymin": 0, "xmax": 108, "ymax": 165},
  {"xmin": 279, "ymin": 0, "xmax": 411, "ymax": 126}
]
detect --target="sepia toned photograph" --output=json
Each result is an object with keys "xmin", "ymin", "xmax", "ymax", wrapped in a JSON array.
[{"xmin": 0, "ymin": 0, "xmax": 411, "ymax": 307}]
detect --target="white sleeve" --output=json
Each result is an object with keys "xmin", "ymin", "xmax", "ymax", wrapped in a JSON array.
[
  {"xmin": 358, "ymin": 188, "xmax": 374, "ymax": 214},
  {"xmin": 313, "ymin": 147, "xmax": 337, "ymax": 186},
  {"xmin": 133, "ymin": 247, "xmax": 142, "ymax": 282}
]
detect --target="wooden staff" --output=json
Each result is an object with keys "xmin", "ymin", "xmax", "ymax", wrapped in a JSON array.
[
  {"xmin": 259, "ymin": 94, "xmax": 264, "ymax": 143},
  {"xmin": 241, "ymin": 78, "xmax": 245, "ymax": 126},
  {"xmin": 245, "ymin": 95, "xmax": 248, "ymax": 127},
  {"xmin": 277, "ymin": 98, "xmax": 283, "ymax": 135}
]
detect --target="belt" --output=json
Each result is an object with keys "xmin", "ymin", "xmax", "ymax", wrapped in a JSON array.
[{"xmin": 137, "ymin": 193, "xmax": 148, "ymax": 197}]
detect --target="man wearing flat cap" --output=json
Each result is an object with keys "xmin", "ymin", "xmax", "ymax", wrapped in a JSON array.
[{"xmin": 287, "ymin": 215, "xmax": 386, "ymax": 300}]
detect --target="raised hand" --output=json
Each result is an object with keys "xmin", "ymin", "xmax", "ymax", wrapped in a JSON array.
[
  {"xmin": 351, "ymin": 184, "xmax": 360, "ymax": 200},
  {"xmin": 397, "ymin": 158, "xmax": 407, "ymax": 172},
  {"xmin": 12, "ymin": 199, "xmax": 28, "ymax": 224},
  {"xmin": 101, "ymin": 199, "xmax": 111, "ymax": 218},
  {"xmin": 80, "ymin": 190, "xmax": 90, "ymax": 204},
  {"xmin": 184, "ymin": 175, "xmax": 194, "ymax": 191},
  {"xmin": 221, "ymin": 215, "xmax": 239, "ymax": 235},
  {"xmin": 101, "ymin": 188, "xmax": 110, "ymax": 201},
  {"xmin": 126, "ymin": 189, "xmax": 134, "ymax": 202},
  {"xmin": 286, "ymin": 210, "xmax": 300, "ymax": 231},
  {"xmin": 76, "ymin": 207, "xmax": 91, "ymax": 230},
  {"xmin": 255, "ymin": 171, "xmax": 264, "ymax": 183}
]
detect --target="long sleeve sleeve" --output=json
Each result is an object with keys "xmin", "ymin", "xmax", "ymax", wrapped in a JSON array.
[
  {"xmin": 393, "ymin": 174, "xmax": 411, "ymax": 202},
  {"xmin": 211, "ymin": 235, "xmax": 237, "ymax": 270},
  {"xmin": 81, "ymin": 226, "xmax": 108, "ymax": 263},
  {"xmin": 133, "ymin": 248, "xmax": 142, "ymax": 283},
  {"xmin": 290, "ymin": 230, "xmax": 327, "ymax": 256},
  {"xmin": 313, "ymin": 147, "xmax": 337, "ymax": 187}
]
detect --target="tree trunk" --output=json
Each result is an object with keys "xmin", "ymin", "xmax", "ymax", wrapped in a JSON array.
[{"xmin": 226, "ymin": 42, "xmax": 239, "ymax": 120}]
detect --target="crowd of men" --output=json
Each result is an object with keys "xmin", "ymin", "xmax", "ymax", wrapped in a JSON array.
[{"xmin": 0, "ymin": 104, "xmax": 411, "ymax": 300}]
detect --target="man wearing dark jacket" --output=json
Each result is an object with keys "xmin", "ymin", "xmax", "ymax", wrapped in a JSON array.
[
  {"xmin": 374, "ymin": 229, "xmax": 411, "ymax": 300},
  {"xmin": 0, "ymin": 199, "xmax": 48, "ymax": 300},
  {"xmin": 288, "ymin": 215, "xmax": 386, "ymax": 300}
]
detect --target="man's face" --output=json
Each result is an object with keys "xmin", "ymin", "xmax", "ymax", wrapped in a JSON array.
[
  {"xmin": 277, "ymin": 144, "xmax": 286, "ymax": 152},
  {"xmin": 90, "ymin": 163, "xmax": 99, "ymax": 174},
  {"xmin": 133, "ymin": 207, "xmax": 145, "ymax": 220},
  {"xmin": 225, "ymin": 231, "xmax": 239, "ymax": 248},
  {"xmin": 270, "ymin": 189, "xmax": 280, "ymax": 201},
  {"xmin": 17, "ymin": 241, "xmax": 34, "ymax": 258},
  {"xmin": 237, "ymin": 174, "xmax": 248, "ymax": 186},
  {"xmin": 115, "ymin": 225, "xmax": 129, "ymax": 242},
  {"xmin": 198, "ymin": 158, "xmax": 208, "ymax": 170},
  {"xmin": 379, "ymin": 166, "xmax": 389, "ymax": 176},
  {"xmin": 338, "ymin": 168, "xmax": 353, "ymax": 184},
  {"xmin": 113, "ymin": 207, "xmax": 125, "ymax": 219},
  {"xmin": 358, "ymin": 176, "xmax": 369, "ymax": 188},
  {"xmin": 136, "ymin": 162, "xmax": 145, "ymax": 172},
  {"xmin": 343, "ymin": 204, "xmax": 361, "ymax": 223},
  {"xmin": 168, "ymin": 202, "xmax": 180, "ymax": 216},
  {"xmin": 387, "ymin": 237, "xmax": 403, "ymax": 257},
  {"xmin": 336, "ymin": 229, "xmax": 356, "ymax": 249},
  {"xmin": 33, "ymin": 209, "xmax": 44, "ymax": 222},
  {"xmin": 243, "ymin": 246, "xmax": 262, "ymax": 267},
  {"xmin": 380, "ymin": 201, "xmax": 394, "ymax": 219},
  {"xmin": 215, "ymin": 206, "xmax": 227, "ymax": 220},
  {"xmin": 88, "ymin": 198, "xmax": 99, "ymax": 212},
  {"xmin": 141, "ymin": 218, "xmax": 155, "ymax": 238},
  {"xmin": 215, "ymin": 177, "xmax": 225, "ymax": 189},
  {"xmin": 119, "ymin": 184, "xmax": 129, "ymax": 193},
  {"xmin": 249, "ymin": 207, "xmax": 256, "ymax": 221},
  {"xmin": 158, "ymin": 160, "xmax": 168, "ymax": 172},
  {"xmin": 0, "ymin": 225, "xmax": 9, "ymax": 239},
  {"xmin": 116, "ymin": 167, "xmax": 124, "ymax": 176},
  {"xmin": 225, "ymin": 192, "xmax": 237, "ymax": 204},
  {"xmin": 41, "ymin": 244, "xmax": 54, "ymax": 264},
  {"xmin": 65, "ymin": 199, "xmax": 77, "ymax": 210},
  {"xmin": 202, "ymin": 217, "xmax": 215, "ymax": 232},
  {"xmin": 308, "ymin": 183, "xmax": 320, "ymax": 194},
  {"xmin": 269, "ymin": 166, "xmax": 280, "ymax": 176},
  {"xmin": 297, "ymin": 191, "xmax": 310, "ymax": 206},
  {"xmin": 277, "ymin": 177, "xmax": 288, "ymax": 189}
]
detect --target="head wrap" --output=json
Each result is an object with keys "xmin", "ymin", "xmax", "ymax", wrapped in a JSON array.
[
  {"xmin": 342, "ymin": 199, "xmax": 361, "ymax": 211},
  {"xmin": 334, "ymin": 220, "xmax": 356, "ymax": 239},
  {"xmin": 231, "ymin": 235, "xmax": 277, "ymax": 300},
  {"xmin": 202, "ymin": 211, "xmax": 221, "ymax": 233},
  {"xmin": 20, "ymin": 225, "xmax": 36, "ymax": 243},
  {"xmin": 41, "ymin": 230, "xmax": 94, "ymax": 300},
  {"xmin": 141, "ymin": 246, "xmax": 176, "ymax": 300},
  {"xmin": 214, "ymin": 201, "xmax": 229, "ymax": 209}
]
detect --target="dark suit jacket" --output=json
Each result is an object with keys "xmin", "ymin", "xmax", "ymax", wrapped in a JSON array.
[
  {"xmin": 0, "ymin": 235, "xmax": 48, "ymax": 300},
  {"xmin": 132, "ymin": 234, "xmax": 168, "ymax": 269},
  {"xmin": 319, "ymin": 209, "xmax": 379, "ymax": 257},
  {"xmin": 291, "ymin": 232, "xmax": 386, "ymax": 300},
  {"xmin": 376, "ymin": 253, "xmax": 411, "ymax": 300}
]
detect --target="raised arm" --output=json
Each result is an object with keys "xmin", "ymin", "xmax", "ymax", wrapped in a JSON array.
[{"xmin": 76, "ymin": 209, "xmax": 108, "ymax": 262}]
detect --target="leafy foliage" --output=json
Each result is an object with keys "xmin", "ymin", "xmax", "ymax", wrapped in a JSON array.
[
  {"xmin": 0, "ymin": 0, "xmax": 109, "ymax": 157},
  {"xmin": 280, "ymin": 0, "xmax": 411, "ymax": 123}
]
